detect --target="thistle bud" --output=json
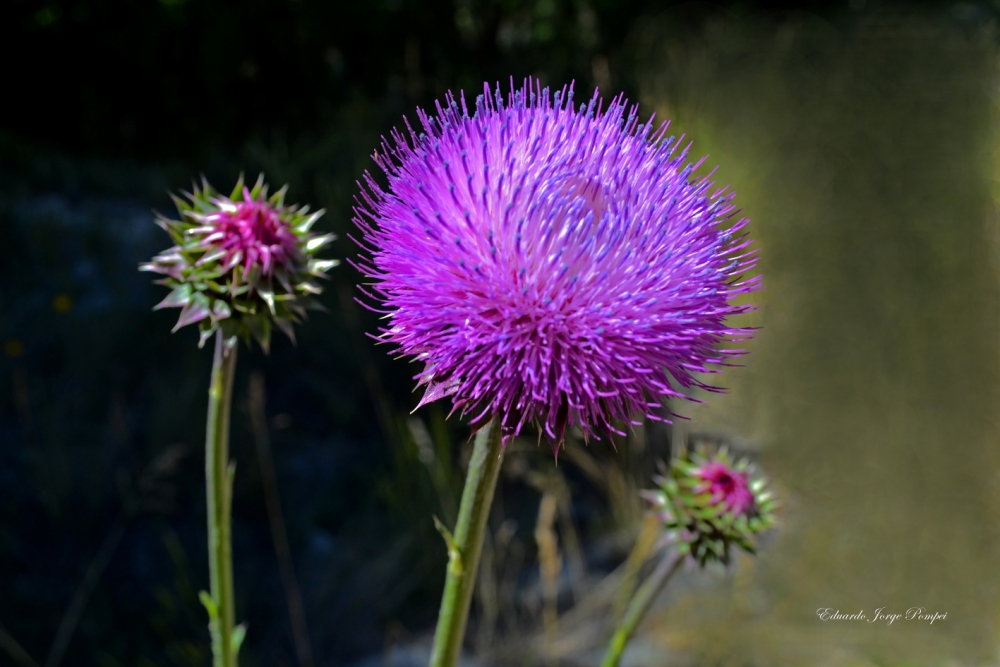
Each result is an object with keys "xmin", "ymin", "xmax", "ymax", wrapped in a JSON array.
[
  {"xmin": 642, "ymin": 448, "xmax": 776, "ymax": 566},
  {"xmin": 141, "ymin": 174, "xmax": 338, "ymax": 351}
]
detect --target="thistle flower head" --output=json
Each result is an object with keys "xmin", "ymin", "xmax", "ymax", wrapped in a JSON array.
[
  {"xmin": 353, "ymin": 80, "xmax": 760, "ymax": 449},
  {"xmin": 642, "ymin": 448, "xmax": 776, "ymax": 566},
  {"xmin": 141, "ymin": 174, "xmax": 338, "ymax": 351}
]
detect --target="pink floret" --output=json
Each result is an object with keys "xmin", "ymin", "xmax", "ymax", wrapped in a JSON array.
[
  {"xmin": 696, "ymin": 461, "xmax": 754, "ymax": 515},
  {"xmin": 202, "ymin": 189, "xmax": 299, "ymax": 276}
]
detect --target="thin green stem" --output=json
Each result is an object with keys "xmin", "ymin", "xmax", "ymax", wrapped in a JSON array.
[
  {"xmin": 428, "ymin": 420, "xmax": 505, "ymax": 667},
  {"xmin": 206, "ymin": 331, "xmax": 239, "ymax": 667},
  {"xmin": 600, "ymin": 552, "xmax": 684, "ymax": 667}
]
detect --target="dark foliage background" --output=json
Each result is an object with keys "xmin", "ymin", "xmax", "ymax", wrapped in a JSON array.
[{"xmin": 1, "ymin": 1, "xmax": 995, "ymax": 666}]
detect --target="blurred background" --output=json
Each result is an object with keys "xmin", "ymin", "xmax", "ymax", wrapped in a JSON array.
[{"xmin": 3, "ymin": 1, "xmax": 1000, "ymax": 665}]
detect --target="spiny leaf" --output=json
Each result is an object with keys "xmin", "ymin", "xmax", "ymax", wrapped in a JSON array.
[
  {"xmin": 154, "ymin": 284, "xmax": 193, "ymax": 310},
  {"xmin": 174, "ymin": 292, "xmax": 212, "ymax": 331}
]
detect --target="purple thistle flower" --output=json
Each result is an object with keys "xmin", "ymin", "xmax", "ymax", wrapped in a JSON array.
[{"xmin": 353, "ymin": 80, "xmax": 760, "ymax": 449}]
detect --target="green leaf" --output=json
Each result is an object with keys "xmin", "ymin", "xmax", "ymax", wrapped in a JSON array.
[
  {"xmin": 258, "ymin": 287, "xmax": 276, "ymax": 315},
  {"xmin": 181, "ymin": 238, "xmax": 208, "ymax": 252},
  {"xmin": 195, "ymin": 280, "xmax": 223, "ymax": 295},
  {"xmin": 154, "ymin": 284, "xmax": 193, "ymax": 310},
  {"xmin": 173, "ymin": 292, "xmax": 212, "ymax": 331},
  {"xmin": 198, "ymin": 321, "xmax": 218, "ymax": 348},
  {"xmin": 304, "ymin": 234, "xmax": 335, "ymax": 253},
  {"xmin": 295, "ymin": 210, "xmax": 325, "ymax": 233},
  {"xmin": 433, "ymin": 515, "xmax": 464, "ymax": 577},
  {"xmin": 275, "ymin": 269, "xmax": 294, "ymax": 295},
  {"xmin": 199, "ymin": 591, "xmax": 219, "ymax": 619},
  {"xmin": 295, "ymin": 282, "xmax": 323, "ymax": 295},
  {"xmin": 245, "ymin": 264, "xmax": 261, "ymax": 291},
  {"xmin": 212, "ymin": 300, "xmax": 232, "ymax": 322},
  {"xmin": 244, "ymin": 312, "xmax": 272, "ymax": 353},
  {"xmin": 309, "ymin": 258, "xmax": 340, "ymax": 275},
  {"xmin": 198, "ymin": 248, "xmax": 228, "ymax": 265},
  {"xmin": 228, "ymin": 173, "xmax": 246, "ymax": 200},
  {"xmin": 231, "ymin": 299, "xmax": 254, "ymax": 314},
  {"xmin": 249, "ymin": 173, "xmax": 265, "ymax": 200},
  {"xmin": 270, "ymin": 184, "xmax": 289, "ymax": 207},
  {"xmin": 274, "ymin": 317, "xmax": 296, "ymax": 344},
  {"xmin": 231, "ymin": 623, "xmax": 248, "ymax": 657},
  {"xmin": 219, "ymin": 317, "xmax": 242, "ymax": 340}
]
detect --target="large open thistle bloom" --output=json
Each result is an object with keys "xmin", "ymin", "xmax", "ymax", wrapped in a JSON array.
[
  {"xmin": 353, "ymin": 80, "xmax": 760, "ymax": 447},
  {"xmin": 142, "ymin": 175, "xmax": 338, "ymax": 351},
  {"xmin": 642, "ymin": 448, "xmax": 775, "ymax": 566}
]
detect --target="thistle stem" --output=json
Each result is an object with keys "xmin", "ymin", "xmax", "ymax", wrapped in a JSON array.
[
  {"xmin": 206, "ymin": 331, "xmax": 239, "ymax": 667},
  {"xmin": 600, "ymin": 553, "xmax": 684, "ymax": 667},
  {"xmin": 429, "ymin": 420, "xmax": 505, "ymax": 667}
]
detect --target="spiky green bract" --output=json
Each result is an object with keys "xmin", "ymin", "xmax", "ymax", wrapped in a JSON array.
[
  {"xmin": 642, "ymin": 448, "xmax": 776, "ymax": 567},
  {"xmin": 141, "ymin": 174, "xmax": 338, "ymax": 352}
]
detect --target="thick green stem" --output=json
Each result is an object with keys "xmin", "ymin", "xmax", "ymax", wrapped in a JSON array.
[
  {"xmin": 205, "ymin": 331, "xmax": 239, "ymax": 667},
  {"xmin": 600, "ymin": 553, "xmax": 684, "ymax": 667},
  {"xmin": 428, "ymin": 420, "xmax": 505, "ymax": 667}
]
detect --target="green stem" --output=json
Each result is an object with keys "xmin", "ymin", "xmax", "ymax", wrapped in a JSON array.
[
  {"xmin": 600, "ymin": 552, "xmax": 684, "ymax": 667},
  {"xmin": 206, "ymin": 331, "xmax": 239, "ymax": 667},
  {"xmin": 428, "ymin": 420, "xmax": 505, "ymax": 667}
]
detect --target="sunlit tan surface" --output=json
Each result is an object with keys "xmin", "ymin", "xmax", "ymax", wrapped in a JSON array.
[{"xmin": 632, "ymin": 7, "xmax": 1000, "ymax": 665}]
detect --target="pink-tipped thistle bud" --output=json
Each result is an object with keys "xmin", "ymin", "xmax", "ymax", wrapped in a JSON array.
[
  {"xmin": 141, "ymin": 174, "xmax": 338, "ymax": 351},
  {"xmin": 642, "ymin": 447, "xmax": 776, "ymax": 566}
]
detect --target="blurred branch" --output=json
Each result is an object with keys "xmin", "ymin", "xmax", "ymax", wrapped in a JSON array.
[
  {"xmin": 408, "ymin": 416, "xmax": 457, "ymax": 526},
  {"xmin": 247, "ymin": 372, "xmax": 315, "ymax": 667},
  {"xmin": 45, "ymin": 514, "xmax": 127, "ymax": 667},
  {"xmin": 13, "ymin": 366, "xmax": 61, "ymax": 519},
  {"xmin": 337, "ymin": 284, "xmax": 398, "ymax": 449},
  {"xmin": 600, "ymin": 553, "xmax": 684, "ymax": 667},
  {"xmin": 610, "ymin": 513, "xmax": 660, "ymax": 624},
  {"xmin": 474, "ymin": 530, "xmax": 498, "ymax": 655},
  {"xmin": 12, "ymin": 367, "xmax": 34, "ymax": 434},
  {"xmin": 41, "ymin": 436, "xmax": 188, "ymax": 667},
  {"xmin": 492, "ymin": 519, "xmax": 522, "ymax": 639},
  {"xmin": 0, "ymin": 622, "xmax": 41, "ymax": 667},
  {"xmin": 534, "ymin": 492, "xmax": 561, "ymax": 667},
  {"xmin": 524, "ymin": 468, "xmax": 586, "ymax": 600}
]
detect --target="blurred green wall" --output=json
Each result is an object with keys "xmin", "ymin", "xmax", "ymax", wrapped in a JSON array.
[{"xmin": 636, "ymin": 6, "xmax": 1000, "ymax": 664}]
